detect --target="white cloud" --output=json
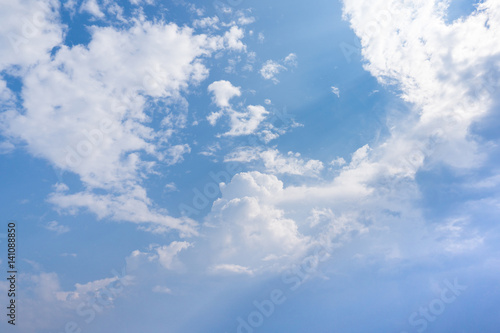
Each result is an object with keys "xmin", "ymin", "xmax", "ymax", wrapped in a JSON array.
[
  {"xmin": 1, "ymin": 15, "xmax": 246, "ymax": 236},
  {"xmin": 164, "ymin": 182, "xmax": 178, "ymax": 192},
  {"xmin": 260, "ymin": 53, "xmax": 298, "ymax": 83},
  {"xmin": 7, "ymin": 270, "xmax": 132, "ymax": 331},
  {"xmin": 199, "ymin": 142, "xmax": 221, "ymax": 157},
  {"xmin": 209, "ymin": 264, "xmax": 254, "ymax": 275},
  {"xmin": 330, "ymin": 157, "xmax": 346, "ymax": 167},
  {"xmin": 207, "ymin": 80, "xmax": 241, "ymax": 108},
  {"xmin": 48, "ymin": 184, "xmax": 198, "ymax": 237},
  {"xmin": 205, "ymin": 172, "xmax": 313, "ymax": 272},
  {"xmin": 341, "ymin": 0, "xmax": 500, "ymax": 169},
  {"xmin": 0, "ymin": 0, "xmax": 63, "ymax": 71},
  {"xmin": 206, "ymin": 81, "xmax": 269, "ymax": 136},
  {"xmin": 259, "ymin": 60, "xmax": 285, "ymax": 83},
  {"xmin": 224, "ymin": 105, "xmax": 269, "ymax": 136},
  {"xmin": 56, "ymin": 276, "xmax": 120, "ymax": 301},
  {"xmin": 331, "ymin": 86, "xmax": 340, "ymax": 97},
  {"xmin": 258, "ymin": 32, "xmax": 265, "ymax": 42},
  {"xmin": 193, "ymin": 16, "xmax": 219, "ymax": 30},
  {"xmin": 152, "ymin": 285, "xmax": 172, "ymax": 293},
  {"xmin": 203, "ymin": 0, "xmax": 500, "ymax": 271},
  {"xmin": 223, "ymin": 26, "xmax": 246, "ymax": 51},
  {"xmin": 166, "ymin": 144, "xmax": 191, "ymax": 165},
  {"xmin": 237, "ymin": 12, "xmax": 256, "ymax": 26},
  {"xmin": 225, "ymin": 147, "xmax": 324, "ymax": 177},
  {"xmin": 44, "ymin": 220, "xmax": 70, "ymax": 234},
  {"xmin": 80, "ymin": 0, "xmax": 105, "ymax": 18},
  {"xmin": 156, "ymin": 241, "xmax": 192, "ymax": 269},
  {"xmin": 283, "ymin": 53, "xmax": 298, "ymax": 67},
  {"xmin": 126, "ymin": 241, "xmax": 192, "ymax": 271},
  {"xmin": 435, "ymin": 218, "xmax": 484, "ymax": 254}
]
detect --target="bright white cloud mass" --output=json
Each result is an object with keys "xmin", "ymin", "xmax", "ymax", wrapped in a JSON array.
[{"xmin": 1, "ymin": 0, "xmax": 500, "ymax": 332}]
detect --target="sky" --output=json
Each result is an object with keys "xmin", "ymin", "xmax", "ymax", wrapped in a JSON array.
[{"xmin": 0, "ymin": 0, "xmax": 500, "ymax": 332}]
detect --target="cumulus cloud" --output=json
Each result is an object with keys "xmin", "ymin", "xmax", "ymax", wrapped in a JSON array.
[
  {"xmin": 205, "ymin": 172, "xmax": 313, "ymax": 272},
  {"xmin": 223, "ymin": 26, "xmax": 246, "ymax": 51},
  {"xmin": 0, "ymin": 14, "xmax": 247, "ymax": 236},
  {"xmin": 207, "ymin": 80, "xmax": 241, "ymax": 108}
]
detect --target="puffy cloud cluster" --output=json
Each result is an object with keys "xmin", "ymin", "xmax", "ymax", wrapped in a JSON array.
[
  {"xmin": 207, "ymin": 80, "xmax": 271, "ymax": 137},
  {"xmin": 0, "ymin": 2, "xmax": 248, "ymax": 236},
  {"xmin": 204, "ymin": 172, "xmax": 313, "ymax": 273}
]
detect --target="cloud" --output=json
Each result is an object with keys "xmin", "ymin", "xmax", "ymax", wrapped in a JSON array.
[
  {"xmin": 0, "ymin": 0, "xmax": 63, "ymax": 71},
  {"xmin": 126, "ymin": 241, "xmax": 192, "ymax": 272},
  {"xmin": 193, "ymin": 16, "xmax": 219, "ymax": 30},
  {"xmin": 0, "ymin": 15, "xmax": 247, "ymax": 236},
  {"xmin": 166, "ymin": 144, "xmax": 191, "ymax": 165},
  {"xmin": 223, "ymin": 26, "xmax": 246, "ymax": 51},
  {"xmin": 341, "ymin": 0, "xmax": 500, "ymax": 171},
  {"xmin": 79, "ymin": 0, "xmax": 105, "ymax": 18},
  {"xmin": 209, "ymin": 264, "xmax": 254, "ymax": 275},
  {"xmin": 152, "ymin": 285, "xmax": 172, "ymax": 294},
  {"xmin": 56, "ymin": 276, "xmax": 120, "ymax": 301},
  {"xmin": 2, "ymin": 270, "xmax": 132, "ymax": 331},
  {"xmin": 205, "ymin": 172, "xmax": 314, "ymax": 272},
  {"xmin": 434, "ymin": 217, "xmax": 484, "ymax": 254},
  {"xmin": 224, "ymin": 105, "xmax": 269, "ymax": 136},
  {"xmin": 201, "ymin": 0, "xmax": 500, "ymax": 272},
  {"xmin": 156, "ymin": 241, "xmax": 192, "ymax": 269},
  {"xmin": 207, "ymin": 80, "xmax": 241, "ymax": 108},
  {"xmin": 164, "ymin": 182, "xmax": 178, "ymax": 192},
  {"xmin": 330, "ymin": 157, "xmax": 346, "ymax": 167},
  {"xmin": 260, "ymin": 53, "xmax": 298, "ymax": 83},
  {"xmin": 236, "ymin": 10, "xmax": 256, "ymax": 25},
  {"xmin": 225, "ymin": 147, "xmax": 324, "ymax": 177},
  {"xmin": 331, "ymin": 86, "xmax": 340, "ymax": 97},
  {"xmin": 206, "ymin": 81, "xmax": 270, "ymax": 136},
  {"xmin": 259, "ymin": 60, "xmax": 286, "ymax": 83},
  {"xmin": 283, "ymin": 53, "xmax": 298, "ymax": 67},
  {"xmin": 48, "ymin": 184, "xmax": 198, "ymax": 237},
  {"xmin": 44, "ymin": 220, "xmax": 70, "ymax": 235},
  {"xmin": 206, "ymin": 80, "xmax": 269, "ymax": 136}
]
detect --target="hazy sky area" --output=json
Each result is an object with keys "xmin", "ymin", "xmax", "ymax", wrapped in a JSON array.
[{"xmin": 1, "ymin": 0, "xmax": 500, "ymax": 332}]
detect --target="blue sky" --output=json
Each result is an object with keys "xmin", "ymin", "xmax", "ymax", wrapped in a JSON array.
[{"xmin": 1, "ymin": 0, "xmax": 500, "ymax": 332}]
